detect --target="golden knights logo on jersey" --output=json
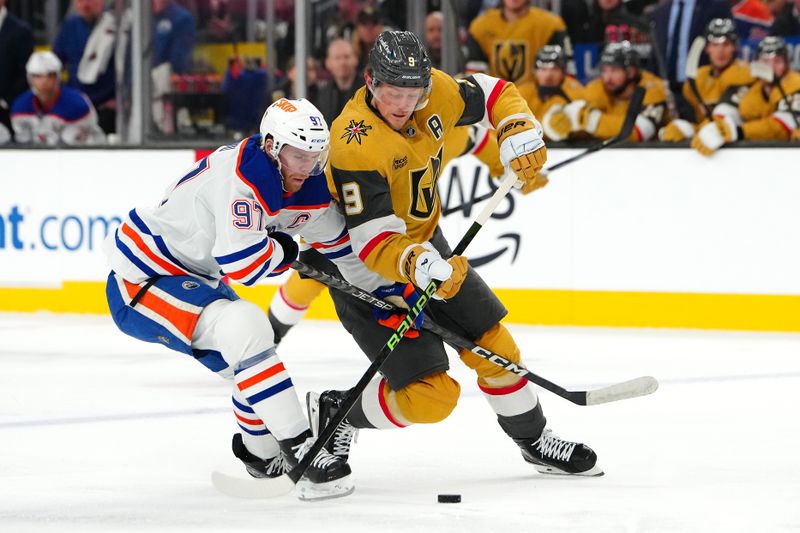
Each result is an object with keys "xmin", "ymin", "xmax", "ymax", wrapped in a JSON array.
[
  {"xmin": 341, "ymin": 119, "xmax": 373, "ymax": 144},
  {"xmin": 409, "ymin": 145, "xmax": 444, "ymax": 219},
  {"xmin": 494, "ymin": 41, "xmax": 527, "ymax": 82}
]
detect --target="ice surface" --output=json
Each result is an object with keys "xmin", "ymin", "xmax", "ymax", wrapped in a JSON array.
[{"xmin": 1, "ymin": 312, "xmax": 799, "ymax": 532}]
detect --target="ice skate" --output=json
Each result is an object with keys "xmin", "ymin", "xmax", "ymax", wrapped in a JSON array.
[
  {"xmin": 279, "ymin": 430, "xmax": 354, "ymax": 501},
  {"xmin": 231, "ymin": 433, "xmax": 289, "ymax": 479},
  {"xmin": 514, "ymin": 428, "xmax": 604, "ymax": 476},
  {"xmin": 307, "ymin": 390, "xmax": 358, "ymax": 463}
]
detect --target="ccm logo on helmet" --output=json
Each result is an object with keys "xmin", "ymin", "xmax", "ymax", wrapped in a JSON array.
[{"xmin": 274, "ymin": 98, "xmax": 297, "ymax": 112}]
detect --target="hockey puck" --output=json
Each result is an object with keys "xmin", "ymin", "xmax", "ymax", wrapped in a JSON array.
[{"xmin": 437, "ymin": 494, "xmax": 461, "ymax": 503}]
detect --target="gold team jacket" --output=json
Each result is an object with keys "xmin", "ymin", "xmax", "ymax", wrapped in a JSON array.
[
  {"xmin": 583, "ymin": 70, "xmax": 669, "ymax": 141},
  {"xmin": 468, "ymin": 7, "xmax": 567, "ymax": 85},
  {"xmin": 738, "ymin": 70, "xmax": 800, "ymax": 141},
  {"xmin": 682, "ymin": 60, "xmax": 754, "ymax": 123},
  {"xmin": 326, "ymin": 68, "xmax": 532, "ymax": 283}
]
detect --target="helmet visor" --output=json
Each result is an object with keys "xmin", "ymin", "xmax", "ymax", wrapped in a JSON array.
[
  {"xmin": 278, "ymin": 144, "xmax": 329, "ymax": 177},
  {"xmin": 371, "ymin": 82, "xmax": 429, "ymax": 111}
]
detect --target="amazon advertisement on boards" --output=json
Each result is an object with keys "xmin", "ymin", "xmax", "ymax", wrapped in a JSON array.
[{"xmin": 3, "ymin": 147, "xmax": 800, "ymax": 297}]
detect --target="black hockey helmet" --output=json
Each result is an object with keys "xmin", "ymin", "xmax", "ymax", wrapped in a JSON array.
[
  {"xmin": 535, "ymin": 45, "xmax": 567, "ymax": 70},
  {"xmin": 756, "ymin": 36, "xmax": 789, "ymax": 61},
  {"xmin": 600, "ymin": 41, "xmax": 640, "ymax": 70},
  {"xmin": 367, "ymin": 30, "xmax": 432, "ymax": 90},
  {"xmin": 705, "ymin": 18, "xmax": 738, "ymax": 44}
]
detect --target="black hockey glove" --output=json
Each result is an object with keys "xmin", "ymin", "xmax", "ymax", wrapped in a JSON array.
[{"xmin": 266, "ymin": 231, "xmax": 299, "ymax": 277}]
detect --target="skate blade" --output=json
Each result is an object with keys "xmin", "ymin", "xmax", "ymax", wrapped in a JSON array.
[
  {"xmin": 296, "ymin": 474, "xmax": 355, "ymax": 502},
  {"xmin": 306, "ymin": 392, "xmax": 321, "ymax": 436},
  {"xmin": 533, "ymin": 463, "xmax": 604, "ymax": 477}
]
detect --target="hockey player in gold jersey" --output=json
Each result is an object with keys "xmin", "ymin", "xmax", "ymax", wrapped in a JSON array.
[
  {"xmin": 660, "ymin": 19, "xmax": 754, "ymax": 143},
  {"xmin": 548, "ymin": 41, "xmax": 669, "ymax": 142},
  {"xmin": 266, "ymin": 122, "xmax": 504, "ymax": 344},
  {"xmin": 517, "ymin": 45, "xmax": 585, "ymax": 141},
  {"xmin": 303, "ymin": 30, "xmax": 602, "ymax": 479},
  {"xmin": 467, "ymin": 0, "xmax": 570, "ymax": 85},
  {"xmin": 692, "ymin": 36, "xmax": 800, "ymax": 156}
]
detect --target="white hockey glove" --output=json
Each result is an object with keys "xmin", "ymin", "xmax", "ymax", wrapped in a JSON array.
[
  {"xmin": 691, "ymin": 115, "xmax": 738, "ymax": 156},
  {"xmin": 541, "ymin": 104, "xmax": 572, "ymax": 141},
  {"xmin": 401, "ymin": 243, "xmax": 468, "ymax": 300},
  {"xmin": 659, "ymin": 119, "xmax": 696, "ymax": 142},
  {"xmin": 497, "ymin": 115, "xmax": 548, "ymax": 194},
  {"xmin": 562, "ymin": 100, "xmax": 602, "ymax": 135}
]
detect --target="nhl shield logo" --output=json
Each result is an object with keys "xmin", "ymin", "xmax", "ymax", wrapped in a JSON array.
[
  {"xmin": 182, "ymin": 280, "xmax": 200, "ymax": 290},
  {"xmin": 494, "ymin": 41, "xmax": 527, "ymax": 82}
]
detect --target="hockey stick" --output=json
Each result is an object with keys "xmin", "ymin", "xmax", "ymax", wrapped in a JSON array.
[
  {"xmin": 686, "ymin": 37, "xmax": 712, "ymax": 121},
  {"xmin": 212, "ymin": 171, "xmax": 520, "ymax": 499},
  {"xmin": 442, "ymin": 87, "xmax": 645, "ymax": 217},
  {"xmin": 292, "ymin": 260, "xmax": 658, "ymax": 406}
]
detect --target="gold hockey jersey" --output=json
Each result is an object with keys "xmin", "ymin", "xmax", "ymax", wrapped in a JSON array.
[
  {"xmin": 468, "ymin": 7, "xmax": 567, "ymax": 85},
  {"xmin": 683, "ymin": 60, "xmax": 754, "ymax": 123},
  {"xmin": 583, "ymin": 70, "xmax": 669, "ymax": 141},
  {"xmin": 739, "ymin": 70, "xmax": 800, "ymax": 141},
  {"xmin": 518, "ymin": 76, "xmax": 586, "ymax": 122},
  {"xmin": 327, "ymin": 68, "xmax": 533, "ymax": 283},
  {"xmin": 443, "ymin": 124, "xmax": 504, "ymax": 178}
]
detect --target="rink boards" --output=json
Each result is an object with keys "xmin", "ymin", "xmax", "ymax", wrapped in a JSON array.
[{"xmin": 2, "ymin": 146, "xmax": 800, "ymax": 331}]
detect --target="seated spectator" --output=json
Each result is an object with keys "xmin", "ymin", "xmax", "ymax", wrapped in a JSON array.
[
  {"xmin": 561, "ymin": 0, "xmax": 638, "ymax": 45},
  {"xmin": 315, "ymin": 38, "xmax": 363, "ymax": 125},
  {"xmin": 272, "ymin": 56, "xmax": 320, "ymax": 102},
  {"xmin": 352, "ymin": 7, "xmax": 386, "ymax": 71},
  {"xmin": 11, "ymin": 51, "xmax": 105, "ymax": 146},
  {"xmin": 660, "ymin": 18, "xmax": 754, "ymax": 142},
  {"xmin": 152, "ymin": 0, "xmax": 196, "ymax": 74},
  {"xmin": 517, "ymin": 45, "xmax": 586, "ymax": 141},
  {"xmin": 424, "ymin": 11, "xmax": 444, "ymax": 69},
  {"xmin": 53, "ymin": 0, "xmax": 117, "ymax": 134},
  {"xmin": 0, "ymin": 0, "xmax": 34, "ymax": 144},
  {"xmin": 731, "ymin": 0, "xmax": 774, "ymax": 39},
  {"xmin": 467, "ymin": 0, "xmax": 570, "ymax": 85},
  {"xmin": 771, "ymin": 0, "xmax": 800, "ymax": 35},
  {"xmin": 692, "ymin": 36, "xmax": 799, "ymax": 155},
  {"xmin": 550, "ymin": 41, "xmax": 669, "ymax": 142}
]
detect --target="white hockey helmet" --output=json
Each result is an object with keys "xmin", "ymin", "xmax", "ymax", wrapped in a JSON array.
[
  {"xmin": 259, "ymin": 98, "xmax": 330, "ymax": 175},
  {"xmin": 26, "ymin": 51, "xmax": 63, "ymax": 80}
]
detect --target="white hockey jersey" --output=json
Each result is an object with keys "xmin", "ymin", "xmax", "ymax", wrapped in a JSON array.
[
  {"xmin": 11, "ymin": 86, "xmax": 105, "ymax": 146},
  {"xmin": 104, "ymin": 135, "xmax": 376, "ymax": 288}
]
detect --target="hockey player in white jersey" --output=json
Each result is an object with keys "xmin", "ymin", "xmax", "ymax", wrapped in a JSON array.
[
  {"xmin": 11, "ymin": 51, "xmax": 105, "ymax": 146},
  {"xmin": 103, "ymin": 98, "xmax": 354, "ymax": 501}
]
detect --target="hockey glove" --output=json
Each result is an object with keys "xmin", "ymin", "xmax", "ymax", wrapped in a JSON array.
[
  {"xmin": 265, "ymin": 231, "xmax": 299, "ymax": 277},
  {"xmin": 562, "ymin": 100, "xmax": 602, "ymax": 135},
  {"xmin": 372, "ymin": 282, "xmax": 424, "ymax": 338},
  {"xmin": 691, "ymin": 115, "xmax": 738, "ymax": 157},
  {"xmin": 497, "ymin": 116, "xmax": 548, "ymax": 192},
  {"xmin": 402, "ymin": 244, "xmax": 469, "ymax": 300},
  {"xmin": 659, "ymin": 119, "xmax": 696, "ymax": 142},
  {"xmin": 541, "ymin": 105, "xmax": 572, "ymax": 141}
]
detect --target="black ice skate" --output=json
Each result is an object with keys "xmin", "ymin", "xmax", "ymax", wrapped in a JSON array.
[
  {"xmin": 514, "ymin": 428, "xmax": 604, "ymax": 476},
  {"xmin": 278, "ymin": 429, "xmax": 354, "ymax": 501},
  {"xmin": 231, "ymin": 433, "xmax": 288, "ymax": 479},
  {"xmin": 306, "ymin": 390, "xmax": 358, "ymax": 463}
]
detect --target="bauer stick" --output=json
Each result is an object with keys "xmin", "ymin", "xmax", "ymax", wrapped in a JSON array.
[
  {"xmin": 442, "ymin": 86, "xmax": 645, "ymax": 217},
  {"xmin": 212, "ymin": 171, "xmax": 520, "ymax": 499},
  {"xmin": 291, "ymin": 259, "xmax": 658, "ymax": 406}
]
